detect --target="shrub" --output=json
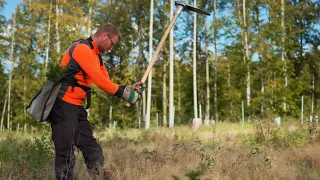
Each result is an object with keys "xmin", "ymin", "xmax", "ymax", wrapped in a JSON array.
[{"xmin": 22, "ymin": 134, "xmax": 54, "ymax": 170}]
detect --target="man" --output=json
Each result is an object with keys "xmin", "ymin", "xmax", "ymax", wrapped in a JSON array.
[{"xmin": 48, "ymin": 23, "xmax": 144, "ymax": 179}]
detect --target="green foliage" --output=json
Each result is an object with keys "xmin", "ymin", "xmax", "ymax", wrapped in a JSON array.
[
  {"xmin": 22, "ymin": 134, "xmax": 54, "ymax": 170},
  {"xmin": 184, "ymin": 153, "xmax": 214, "ymax": 180},
  {"xmin": 45, "ymin": 60, "xmax": 64, "ymax": 83},
  {"xmin": 0, "ymin": 0, "xmax": 319, "ymax": 128},
  {"xmin": 269, "ymin": 129, "xmax": 310, "ymax": 148},
  {"xmin": 0, "ymin": 136, "xmax": 21, "ymax": 164}
]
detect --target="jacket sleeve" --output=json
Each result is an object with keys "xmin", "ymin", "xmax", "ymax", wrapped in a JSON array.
[
  {"xmin": 100, "ymin": 65, "xmax": 111, "ymax": 79},
  {"xmin": 72, "ymin": 44, "xmax": 121, "ymax": 95}
]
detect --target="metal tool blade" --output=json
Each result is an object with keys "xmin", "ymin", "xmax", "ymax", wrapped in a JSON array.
[{"xmin": 175, "ymin": 1, "xmax": 210, "ymax": 16}]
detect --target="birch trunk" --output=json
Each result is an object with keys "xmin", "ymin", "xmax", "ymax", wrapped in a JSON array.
[
  {"xmin": 169, "ymin": 0, "xmax": 174, "ymax": 128},
  {"xmin": 87, "ymin": 6, "xmax": 92, "ymax": 36},
  {"xmin": 163, "ymin": 60, "xmax": 167, "ymax": 127},
  {"xmin": 193, "ymin": 0, "xmax": 198, "ymax": 119},
  {"xmin": 255, "ymin": 0, "xmax": 264, "ymax": 113},
  {"xmin": 146, "ymin": 0, "xmax": 154, "ymax": 130},
  {"xmin": 7, "ymin": 12, "xmax": 16, "ymax": 131},
  {"xmin": 281, "ymin": 0, "xmax": 287, "ymax": 111},
  {"xmin": 45, "ymin": 0, "xmax": 52, "ymax": 73},
  {"xmin": 205, "ymin": 34, "xmax": 210, "ymax": 125},
  {"xmin": 243, "ymin": 0, "xmax": 250, "ymax": 108},
  {"xmin": 236, "ymin": 0, "xmax": 245, "ymax": 65},
  {"xmin": 312, "ymin": 74, "xmax": 314, "ymax": 117},
  {"xmin": 55, "ymin": 1, "xmax": 61, "ymax": 59},
  {"xmin": 143, "ymin": 91, "xmax": 146, "ymax": 125},
  {"xmin": 23, "ymin": 77, "xmax": 26, "ymax": 122},
  {"xmin": 228, "ymin": 60, "xmax": 231, "ymax": 110},
  {"xmin": 0, "ymin": 93, "xmax": 7, "ymax": 134},
  {"xmin": 213, "ymin": 0, "xmax": 218, "ymax": 122},
  {"xmin": 137, "ymin": 22, "xmax": 144, "ymax": 127},
  {"xmin": 109, "ymin": 103, "xmax": 112, "ymax": 129},
  {"xmin": 177, "ymin": 62, "xmax": 181, "ymax": 123}
]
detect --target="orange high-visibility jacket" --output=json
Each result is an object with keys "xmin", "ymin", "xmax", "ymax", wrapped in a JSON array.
[{"xmin": 58, "ymin": 37, "xmax": 123, "ymax": 106}]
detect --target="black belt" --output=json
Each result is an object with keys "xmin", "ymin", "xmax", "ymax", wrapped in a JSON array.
[{"xmin": 62, "ymin": 76, "xmax": 92, "ymax": 109}]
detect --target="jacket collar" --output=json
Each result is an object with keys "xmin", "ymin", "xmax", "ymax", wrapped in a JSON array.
[{"xmin": 86, "ymin": 36, "xmax": 100, "ymax": 54}]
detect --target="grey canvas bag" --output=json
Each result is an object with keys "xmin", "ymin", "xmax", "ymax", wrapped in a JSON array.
[{"xmin": 26, "ymin": 79, "xmax": 64, "ymax": 122}]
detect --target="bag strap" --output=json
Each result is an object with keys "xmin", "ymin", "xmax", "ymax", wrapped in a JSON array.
[
  {"xmin": 66, "ymin": 39, "xmax": 94, "ymax": 109},
  {"xmin": 85, "ymin": 36, "xmax": 104, "ymax": 66}
]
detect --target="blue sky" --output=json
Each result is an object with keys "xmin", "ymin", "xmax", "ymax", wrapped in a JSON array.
[{"xmin": 2, "ymin": 0, "xmax": 23, "ymax": 19}]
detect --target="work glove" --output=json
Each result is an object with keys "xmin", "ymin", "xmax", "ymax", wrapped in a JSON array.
[
  {"xmin": 131, "ymin": 81, "xmax": 146, "ymax": 94},
  {"xmin": 121, "ymin": 86, "xmax": 141, "ymax": 105}
]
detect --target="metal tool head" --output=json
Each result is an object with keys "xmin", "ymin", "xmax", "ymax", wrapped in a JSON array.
[{"xmin": 175, "ymin": 1, "xmax": 210, "ymax": 16}]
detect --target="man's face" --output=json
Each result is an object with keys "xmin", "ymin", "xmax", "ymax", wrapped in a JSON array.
[{"xmin": 98, "ymin": 32, "xmax": 119, "ymax": 53}]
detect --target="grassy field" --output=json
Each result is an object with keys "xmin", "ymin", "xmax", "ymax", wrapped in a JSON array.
[{"xmin": 1, "ymin": 120, "xmax": 320, "ymax": 180}]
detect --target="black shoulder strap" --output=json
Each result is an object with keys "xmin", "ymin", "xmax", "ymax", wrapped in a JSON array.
[
  {"xmin": 66, "ymin": 37, "xmax": 103, "ymax": 83},
  {"xmin": 85, "ymin": 36, "xmax": 104, "ymax": 66},
  {"xmin": 85, "ymin": 36, "xmax": 94, "ymax": 49},
  {"xmin": 68, "ymin": 41, "xmax": 88, "ymax": 84},
  {"xmin": 98, "ymin": 54, "xmax": 103, "ymax": 66}
]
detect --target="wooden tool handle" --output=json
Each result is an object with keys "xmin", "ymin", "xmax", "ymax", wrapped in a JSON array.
[
  {"xmin": 126, "ymin": 7, "xmax": 183, "ymax": 107},
  {"xmin": 141, "ymin": 12, "xmax": 180, "ymax": 83}
]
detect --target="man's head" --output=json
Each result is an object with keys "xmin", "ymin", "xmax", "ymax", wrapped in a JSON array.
[{"xmin": 92, "ymin": 23, "xmax": 122, "ymax": 53}]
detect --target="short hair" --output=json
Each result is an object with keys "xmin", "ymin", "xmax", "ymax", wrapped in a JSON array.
[{"xmin": 94, "ymin": 23, "xmax": 122, "ymax": 41}]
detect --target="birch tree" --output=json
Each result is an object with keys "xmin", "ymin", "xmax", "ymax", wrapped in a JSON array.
[
  {"xmin": 193, "ymin": 0, "xmax": 199, "ymax": 120},
  {"xmin": 213, "ymin": 0, "xmax": 218, "ymax": 122},
  {"xmin": 7, "ymin": 12, "xmax": 16, "ymax": 131},
  {"xmin": 0, "ymin": 92, "xmax": 7, "ymax": 134},
  {"xmin": 145, "ymin": 0, "xmax": 154, "ymax": 130},
  {"xmin": 44, "ymin": 0, "xmax": 52, "ymax": 74},
  {"xmin": 163, "ymin": 57, "xmax": 167, "ymax": 127},
  {"xmin": 169, "ymin": 0, "xmax": 174, "ymax": 128},
  {"xmin": 243, "ymin": 0, "xmax": 250, "ymax": 109},
  {"xmin": 55, "ymin": 0, "xmax": 61, "ymax": 60},
  {"xmin": 254, "ymin": 0, "xmax": 265, "ymax": 113},
  {"xmin": 204, "ymin": 24, "xmax": 210, "ymax": 124},
  {"xmin": 281, "ymin": 0, "xmax": 287, "ymax": 111}
]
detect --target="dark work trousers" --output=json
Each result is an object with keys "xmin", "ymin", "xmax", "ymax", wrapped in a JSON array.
[{"xmin": 48, "ymin": 98, "xmax": 104, "ymax": 180}]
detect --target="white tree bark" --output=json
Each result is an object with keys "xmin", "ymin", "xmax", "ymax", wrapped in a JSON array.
[
  {"xmin": 312, "ymin": 74, "xmax": 314, "ymax": 117},
  {"xmin": 0, "ymin": 92, "xmax": 7, "ymax": 134},
  {"xmin": 177, "ymin": 62, "xmax": 181, "ymax": 122},
  {"xmin": 169, "ymin": 0, "xmax": 174, "ymax": 128},
  {"xmin": 281, "ymin": 0, "xmax": 287, "ymax": 111},
  {"xmin": 109, "ymin": 103, "xmax": 112, "ymax": 129},
  {"xmin": 213, "ymin": 0, "xmax": 218, "ymax": 122},
  {"xmin": 87, "ymin": 6, "xmax": 92, "ymax": 36},
  {"xmin": 255, "ymin": 0, "xmax": 264, "ymax": 113},
  {"xmin": 23, "ymin": 77, "xmax": 27, "ymax": 122},
  {"xmin": 55, "ymin": 1, "xmax": 61, "ymax": 55},
  {"xmin": 205, "ymin": 34, "xmax": 210, "ymax": 125},
  {"xmin": 193, "ymin": 0, "xmax": 198, "ymax": 119},
  {"xmin": 7, "ymin": 12, "xmax": 16, "ymax": 131},
  {"xmin": 146, "ymin": 0, "xmax": 154, "ymax": 130},
  {"xmin": 45, "ymin": 0, "xmax": 52, "ymax": 73},
  {"xmin": 143, "ymin": 90, "xmax": 146, "ymax": 125},
  {"xmin": 243, "ymin": 0, "xmax": 251, "ymax": 107},
  {"xmin": 163, "ymin": 60, "xmax": 167, "ymax": 127}
]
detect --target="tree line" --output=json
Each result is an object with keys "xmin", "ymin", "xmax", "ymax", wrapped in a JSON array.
[{"xmin": 0, "ymin": 0, "xmax": 319, "ymax": 131}]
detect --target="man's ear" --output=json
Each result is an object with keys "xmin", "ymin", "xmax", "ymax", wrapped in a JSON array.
[{"xmin": 102, "ymin": 32, "xmax": 108, "ymax": 40}]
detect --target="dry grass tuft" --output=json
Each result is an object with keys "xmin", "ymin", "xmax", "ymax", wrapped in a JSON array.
[{"xmin": 1, "ymin": 122, "xmax": 320, "ymax": 179}]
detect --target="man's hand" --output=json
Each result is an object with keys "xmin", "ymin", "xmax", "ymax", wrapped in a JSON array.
[
  {"xmin": 121, "ymin": 86, "xmax": 141, "ymax": 105},
  {"xmin": 131, "ymin": 81, "xmax": 146, "ymax": 94}
]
